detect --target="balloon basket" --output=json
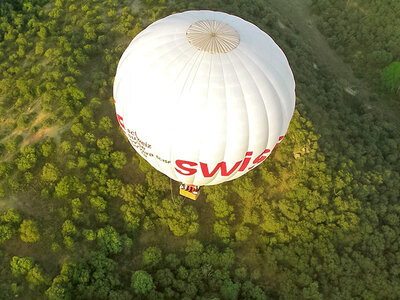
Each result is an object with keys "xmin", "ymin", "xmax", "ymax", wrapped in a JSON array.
[{"xmin": 179, "ymin": 184, "xmax": 200, "ymax": 201}]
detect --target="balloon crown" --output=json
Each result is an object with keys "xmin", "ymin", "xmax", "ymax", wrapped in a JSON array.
[{"xmin": 186, "ymin": 20, "xmax": 240, "ymax": 54}]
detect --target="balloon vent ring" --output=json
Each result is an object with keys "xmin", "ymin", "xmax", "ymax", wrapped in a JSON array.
[{"xmin": 186, "ymin": 20, "xmax": 240, "ymax": 54}]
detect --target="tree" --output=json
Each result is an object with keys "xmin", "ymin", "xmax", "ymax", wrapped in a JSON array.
[
  {"xmin": 181, "ymin": 239, "xmax": 204, "ymax": 269},
  {"xmin": 71, "ymin": 122, "xmax": 84, "ymax": 136},
  {"xmin": 143, "ymin": 247, "xmax": 162, "ymax": 267},
  {"xmin": 6, "ymin": 138, "xmax": 17, "ymax": 154},
  {"xmin": 60, "ymin": 141, "xmax": 71, "ymax": 153},
  {"xmin": 46, "ymin": 252, "xmax": 119, "ymax": 299},
  {"xmin": 153, "ymin": 198, "xmax": 199, "ymax": 236},
  {"xmin": 302, "ymin": 282, "xmax": 323, "ymax": 300},
  {"xmin": 55, "ymin": 176, "xmax": 70, "ymax": 198},
  {"xmin": 97, "ymin": 226, "xmax": 123, "ymax": 255},
  {"xmin": 19, "ymin": 220, "xmax": 40, "ymax": 243},
  {"xmin": 382, "ymin": 62, "xmax": 400, "ymax": 94},
  {"xmin": 41, "ymin": 138, "xmax": 54, "ymax": 157},
  {"xmin": 26, "ymin": 265, "xmax": 47, "ymax": 289},
  {"xmin": 41, "ymin": 163, "xmax": 59, "ymax": 182},
  {"xmin": 24, "ymin": 171, "xmax": 33, "ymax": 183},
  {"xmin": 97, "ymin": 137, "xmax": 113, "ymax": 152},
  {"xmin": 82, "ymin": 229, "xmax": 96, "ymax": 241},
  {"xmin": 106, "ymin": 179, "xmax": 122, "ymax": 197},
  {"xmin": 10, "ymin": 256, "xmax": 33, "ymax": 277},
  {"xmin": 17, "ymin": 114, "xmax": 29, "ymax": 128},
  {"xmin": 0, "ymin": 209, "xmax": 21, "ymax": 244},
  {"xmin": 214, "ymin": 220, "xmax": 230, "ymax": 240},
  {"xmin": 37, "ymin": 26, "xmax": 47, "ymax": 39},
  {"xmin": 89, "ymin": 196, "xmax": 106, "ymax": 212},
  {"xmin": 35, "ymin": 41, "xmax": 45, "ymax": 55},
  {"xmin": 70, "ymin": 198, "xmax": 83, "ymax": 221},
  {"xmin": 63, "ymin": 236, "xmax": 74, "ymax": 250},
  {"xmin": 0, "ymin": 225, "xmax": 14, "ymax": 244},
  {"xmin": 155, "ymin": 268, "xmax": 174, "ymax": 288},
  {"xmin": 62, "ymin": 220, "xmax": 77, "ymax": 236},
  {"xmin": 235, "ymin": 225, "xmax": 252, "ymax": 241},
  {"xmin": 131, "ymin": 270, "xmax": 155, "ymax": 294},
  {"xmin": 1, "ymin": 209, "xmax": 21, "ymax": 224},
  {"xmin": 0, "ymin": 163, "xmax": 7, "ymax": 179},
  {"xmin": 165, "ymin": 254, "xmax": 181, "ymax": 270},
  {"xmin": 16, "ymin": 146, "xmax": 37, "ymax": 171},
  {"xmin": 240, "ymin": 281, "xmax": 267, "ymax": 300},
  {"xmin": 185, "ymin": 239, "xmax": 204, "ymax": 253},
  {"xmin": 77, "ymin": 157, "xmax": 87, "ymax": 168},
  {"xmin": 369, "ymin": 50, "xmax": 392, "ymax": 68},
  {"xmin": 110, "ymin": 151, "xmax": 127, "ymax": 169},
  {"xmin": 220, "ymin": 279, "xmax": 240, "ymax": 300},
  {"xmin": 99, "ymin": 116, "xmax": 113, "ymax": 132},
  {"xmin": 74, "ymin": 142, "xmax": 86, "ymax": 155},
  {"xmin": 234, "ymin": 267, "xmax": 247, "ymax": 280}
]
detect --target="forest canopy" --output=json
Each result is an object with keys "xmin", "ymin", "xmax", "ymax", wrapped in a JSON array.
[
  {"xmin": 0, "ymin": 0, "xmax": 399, "ymax": 299},
  {"xmin": 311, "ymin": 0, "xmax": 400, "ymax": 98}
]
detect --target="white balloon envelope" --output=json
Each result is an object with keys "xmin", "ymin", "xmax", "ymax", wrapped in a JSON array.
[{"xmin": 113, "ymin": 10, "xmax": 295, "ymax": 187}]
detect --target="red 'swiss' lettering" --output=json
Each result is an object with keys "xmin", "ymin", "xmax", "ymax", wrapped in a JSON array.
[
  {"xmin": 247, "ymin": 149, "xmax": 271, "ymax": 170},
  {"xmin": 252, "ymin": 149, "xmax": 271, "ymax": 165},
  {"xmin": 239, "ymin": 151, "xmax": 253, "ymax": 171},
  {"xmin": 173, "ymin": 136, "xmax": 286, "ymax": 178},
  {"xmin": 273, "ymin": 136, "xmax": 284, "ymax": 150},
  {"xmin": 116, "ymin": 114, "xmax": 125, "ymax": 131},
  {"xmin": 175, "ymin": 160, "xmax": 198, "ymax": 176},
  {"xmin": 200, "ymin": 160, "xmax": 242, "ymax": 178}
]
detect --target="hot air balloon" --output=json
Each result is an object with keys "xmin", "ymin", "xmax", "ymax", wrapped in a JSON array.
[{"xmin": 113, "ymin": 10, "xmax": 295, "ymax": 200}]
